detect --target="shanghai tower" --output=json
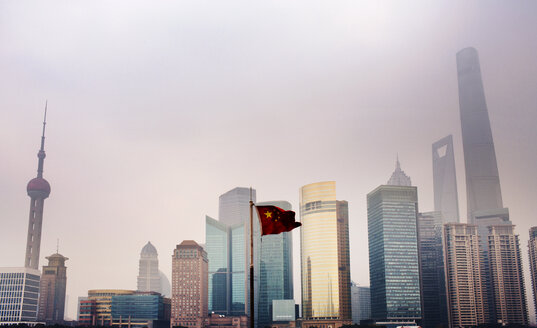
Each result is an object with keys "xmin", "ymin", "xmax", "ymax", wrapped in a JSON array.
[
  {"xmin": 25, "ymin": 107, "xmax": 51, "ymax": 269},
  {"xmin": 457, "ymin": 48, "xmax": 528, "ymax": 325},
  {"xmin": 457, "ymin": 47, "xmax": 504, "ymax": 222}
]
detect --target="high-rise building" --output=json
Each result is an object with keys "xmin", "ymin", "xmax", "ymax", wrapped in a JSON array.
[
  {"xmin": 457, "ymin": 47, "xmax": 504, "ymax": 221},
  {"xmin": 137, "ymin": 241, "xmax": 170, "ymax": 297},
  {"xmin": 443, "ymin": 223, "xmax": 486, "ymax": 328},
  {"xmin": 417, "ymin": 212, "xmax": 448, "ymax": 328},
  {"xmin": 25, "ymin": 109, "xmax": 51, "ymax": 270},
  {"xmin": 367, "ymin": 161, "xmax": 421, "ymax": 327},
  {"xmin": 37, "ymin": 252, "xmax": 68, "ymax": 323},
  {"xmin": 487, "ymin": 225, "xmax": 528, "ymax": 325},
  {"xmin": 205, "ymin": 187, "xmax": 258, "ymax": 318},
  {"xmin": 529, "ymin": 227, "xmax": 537, "ymax": 320},
  {"xmin": 350, "ymin": 283, "xmax": 370, "ymax": 324},
  {"xmin": 171, "ymin": 240, "xmax": 208, "ymax": 328},
  {"xmin": 432, "ymin": 135, "xmax": 460, "ymax": 223},
  {"xmin": 457, "ymin": 47, "xmax": 522, "ymax": 323},
  {"xmin": 257, "ymin": 201, "xmax": 294, "ymax": 328},
  {"xmin": 0, "ymin": 267, "xmax": 41, "ymax": 324},
  {"xmin": 300, "ymin": 181, "xmax": 351, "ymax": 328}
]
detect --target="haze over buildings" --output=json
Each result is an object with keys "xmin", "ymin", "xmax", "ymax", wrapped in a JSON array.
[{"xmin": 1, "ymin": 1, "xmax": 537, "ymax": 322}]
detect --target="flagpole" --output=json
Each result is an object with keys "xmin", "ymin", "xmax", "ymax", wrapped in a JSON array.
[{"xmin": 249, "ymin": 187, "xmax": 254, "ymax": 328}]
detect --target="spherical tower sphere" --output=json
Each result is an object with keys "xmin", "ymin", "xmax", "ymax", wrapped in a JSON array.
[{"xmin": 27, "ymin": 177, "xmax": 51, "ymax": 199}]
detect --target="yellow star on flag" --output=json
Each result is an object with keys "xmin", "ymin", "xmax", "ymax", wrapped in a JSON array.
[{"xmin": 265, "ymin": 211, "xmax": 272, "ymax": 219}]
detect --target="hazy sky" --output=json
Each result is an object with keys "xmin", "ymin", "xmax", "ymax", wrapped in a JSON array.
[{"xmin": 1, "ymin": 0, "xmax": 536, "ymax": 322}]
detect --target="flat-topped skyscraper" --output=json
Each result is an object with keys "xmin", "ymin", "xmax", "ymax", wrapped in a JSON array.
[{"xmin": 457, "ymin": 47, "xmax": 503, "ymax": 222}]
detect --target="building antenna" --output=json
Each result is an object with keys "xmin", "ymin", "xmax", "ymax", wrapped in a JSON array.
[{"xmin": 57, "ymin": 238, "xmax": 59, "ymax": 254}]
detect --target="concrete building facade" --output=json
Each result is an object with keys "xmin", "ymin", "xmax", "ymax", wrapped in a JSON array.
[
  {"xmin": 171, "ymin": 240, "xmax": 208, "ymax": 328},
  {"xmin": 444, "ymin": 224, "xmax": 486, "ymax": 328},
  {"xmin": 487, "ymin": 225, "xmax": 528, "ymax": 325},
  {"xmin": 0, "ymin": 267, "xmax": 41, "ymax": 325},
  {"xmin": 37, "ymin": 252, "xmax": 68, "ymax": 323},
  {"xmin": 530, "ymin": 227, "xmax": 537, "ymax": 320}
]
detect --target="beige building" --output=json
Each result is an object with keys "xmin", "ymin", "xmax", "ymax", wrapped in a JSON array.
[
  {"xmin": 38, "ymin": 253, "xmax": 68, "ymax": 323},
  {"xmin": 171, "ymin": 240, "xmax": 208, "ymax": 328},
  {"xmin": 529, "ymin": 227, "xmax": 537, "ymax": 319},
  {"xmin": 444, "ymin": 223, "xmax": 486, "ymax": 328},
  {"xmin": 488, "ymin": 225, "xmax": 528, "ymax": 325},
  {"xmin": 299, "ymin": 182, "xmax": 351, "ymax": 328}
]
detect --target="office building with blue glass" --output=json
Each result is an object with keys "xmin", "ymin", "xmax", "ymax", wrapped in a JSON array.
[
  {"xmin": 111, "ymin": 292, "xmax": 169, "ymax": 328},
  {"xmin": 367, "ymin": 160, "xmax": 421, "ymax": 327},
  {"xmin": 206, "ymin": 187, "xmax": 257, "ymax": 317},
  {"xmin": 257, "ymin": 201, "xmax": 294, "ymax": 328},
  {"xmin": 0, "ymin": 267, "xmax": 41, "ymax": 325}
]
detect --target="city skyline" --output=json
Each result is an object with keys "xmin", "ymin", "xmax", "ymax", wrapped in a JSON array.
[{"xmin": 1, "ymin": 1, "xmax": 537, "ymax": 323}]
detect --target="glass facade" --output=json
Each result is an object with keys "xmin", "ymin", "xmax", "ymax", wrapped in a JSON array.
[
  {"xmin": 205, "ymin": 187, "xmax": 257, "ymax": 318},
  {"xmin": 206, "ymin": 216, "xmax": 229, "ymax": 314},
  {"xmin": 0, "ymin": 268, "xmax": 41, "ymax": 324},
  {"xmin": 257, "ymin": 201, "xmax": 294, "ymax": 328},
  {"xmin": 351, "ymin": 283, "xmax": 370, "ymax": 324},
  {"xmin": 231, "ymin": 223, "xmax": 246, "ymax": 315},
  {"xmin": 111, "ymin": 294, "xmax": 163, "ymax": 320},
  {"xmin": 367, "ymin": 185, "xmax": 421, "ymax": 323},
  {"xmin": 300, "ymin": 181, "xmax": 351, "ymax": 321},
  {"xmin": 417, "ymin": 212, "xmax": 448, "ymax": 328}
]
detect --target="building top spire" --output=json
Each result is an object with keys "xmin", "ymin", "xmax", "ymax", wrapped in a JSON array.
[
  {"xmin": 37, "ymin": 101, "xmax": 47, "ymax": 178},
  {"xmin": 387, "ymin": 155, "xmax": 412, "ymax": 186}
]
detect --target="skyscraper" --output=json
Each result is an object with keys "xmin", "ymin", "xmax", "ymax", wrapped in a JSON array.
[
  {"xmin": 487, "ymin": 225, "xmax": 528, "ymax": 325},
  {"xmin": 444, "ymin": 223, "xmax": 486, "ymax": 328},
  {"xmin": 367, "ymin": 161, "xmax": 421, "ymax": 327},
  {"xmin": 457, "ymin": 47, "xmax": 518, "ymax": 323},
  {"xmin": 205, "ymin": 187, "xmax": 257, "ymax": 318},
  {"xmin": 37, "ymin": 252, "xmax": 68, "ymax": 323},
  {"xmin": 432, "ymin": 135, "xmax": 460, "ymax": 223},
  {"xmin": 171, "ymin": 240, "xmax": 208, "ymax": 328},
  {"xmin": 417, "ymin": 212, "xmax": 448, "ymax": 328},
  {"xmin": 137, "ymin": 241, "xmax": 169, "ymax": 296},
  {"xmin": 257, "ymin": 201, "xmax": 294, "ymax": 328},
  {"xmin": 300, "ymin": 181, "xmax": 351, "ymax": 328},
  {"xmin": 457, "ymin": 47, "xmax": 504, "ymax": 221},
  {"xmin": 350, "ymin": 283, "xmax": 370, "ymax": 325},
  {"xmin": 25, "ymin": 108, "xmax": 51, "ymax": 270},
  {"xmin": 529, "ymin": 227, "xmax": 537, "ymax": 318}
]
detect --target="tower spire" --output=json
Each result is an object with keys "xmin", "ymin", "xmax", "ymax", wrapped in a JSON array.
[{"xmin": 37, "ymin": 101, "xmax": 47, "ymax": 178}]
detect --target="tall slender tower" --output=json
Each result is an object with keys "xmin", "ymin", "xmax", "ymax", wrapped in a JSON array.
[
  {"xmin": 432, "ymin": 135, "xmax": 460, "ymax": 223},
  {"xmin": 457, "ymin": 47, "xmax": 503, "ymax": 221},
  {"xmin": 25, "ymin": 106, "xmax": 51, "ymax": 269}
]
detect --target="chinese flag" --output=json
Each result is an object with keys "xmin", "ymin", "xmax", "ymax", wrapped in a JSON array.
[{"xmin": 255, "ymin": 205, "xmax": 301, "ymax": 236}]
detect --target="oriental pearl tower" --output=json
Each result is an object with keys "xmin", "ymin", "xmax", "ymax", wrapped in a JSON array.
[{"xmin": 24, "ymin": 106, "xmax": 51, "ymax": 269}]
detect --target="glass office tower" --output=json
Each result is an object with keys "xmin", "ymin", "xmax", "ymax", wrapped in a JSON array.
[
  {"xmin": 417, "ymin": 212, "xmax": 448, "ymax": 328},
  {"xmin": 206, "ymin": 216, "xmax": 229, "ymax": 314},
  {"xmin": 257, "ymin": 201, "xmax": 294, "ymax": 328},
  {"xmin": 367, "ymin": 162, "xmax": 421, "ymax": 327},
  {"xmin": 300, "ymin": 181, "xmax": 351, "ymax": 328},
  {"xmin": 205, "ymin": 187, "xmax": 257, "ymax": 319}
]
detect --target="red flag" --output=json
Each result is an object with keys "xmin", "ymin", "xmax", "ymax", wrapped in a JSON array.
[{"xmin": 255, "ymin": 205, "xmax": 301, "ymax": 236}]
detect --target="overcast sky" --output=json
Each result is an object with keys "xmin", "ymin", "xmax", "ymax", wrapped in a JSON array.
[{"xmin": 1, "ymin": 0, "xmax": 536, "ymax": 322}]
